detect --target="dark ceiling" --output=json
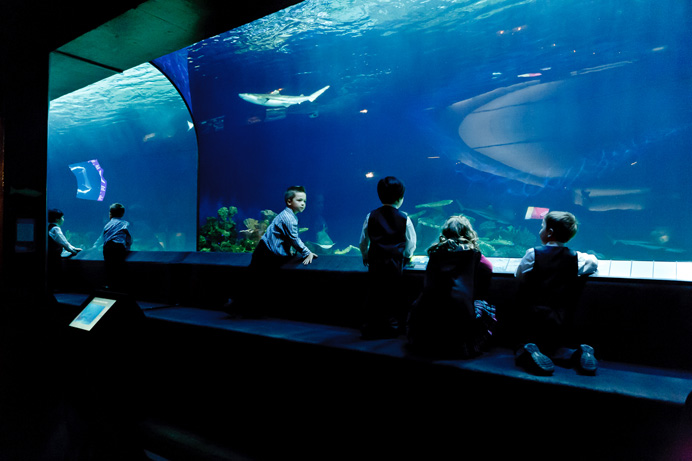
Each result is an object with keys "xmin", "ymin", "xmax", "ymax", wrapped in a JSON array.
[
  {"xmin": 1, "ymin": 0, "xmax": 302, "ymax": 102},
  {"xmin": 49, "ymin": 0, "xmax": 303, "ymax": 100}
]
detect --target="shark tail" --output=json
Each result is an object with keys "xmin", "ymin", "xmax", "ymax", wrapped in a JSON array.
[{"xmin": 308, "ymin": 85, "xmax": 330, "ymax": 102}]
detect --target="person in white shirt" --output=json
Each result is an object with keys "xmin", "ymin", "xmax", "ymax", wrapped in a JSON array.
[
  {"xmin": 512, "ymin": 211, "xmax": 599, "ymax": 376},
  {"xmin": 47, "ymin": 208, "xmax": 82, "ymax": 291}
]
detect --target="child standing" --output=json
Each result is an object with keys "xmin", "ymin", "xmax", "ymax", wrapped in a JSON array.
[
  {"xmin": 513, "ymin": 211, "xmax": 599, "ymax": 375},
  {"xmin": 102, "ymin": 203, "xmax": 132, "ymax": 291},
  {"xmin": 47, "ymin": 208, "xmax": 82, "ymax": 291},
  {"xmin": 406, "ymin": 215, "xmax": 495, "ymax": 357},
  {"xmin": 359, "ymin": 176, "xmax": 416, "ymax": 339}
]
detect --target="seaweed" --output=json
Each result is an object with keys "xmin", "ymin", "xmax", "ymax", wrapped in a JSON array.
[{"xmin": 199, "ymin": 206, "xmax": 265, "ymax": 252}]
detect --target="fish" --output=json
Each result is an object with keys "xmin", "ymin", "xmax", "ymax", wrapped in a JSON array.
[
  {"xmin": 407, "ymin": 211, "xmax": 427, "ymax": 220},
  {"xmin": 459, "ymin": 205, "xmax": 514, "ymax": 224},
  {"xmin": 612, "ymin": 239, "xmax": 686, "ymax": 253},
  {"xmin": 313, "ymin": 226, "xmax": 335, "ymax": 249},
  {"xmin": 238, "ymin": 85, "xmax": 330, "ymax": 108},
  {"xmin": 10, "ymin": 186, "xmax": 43, "ymax": 198},
  {"xmin": 415, "ymin": 199, "xmax": 454, "ymax": 209},
  {"xmin": 484, "ymin": 238, "xmax": 515, "ymax": 246},
  {"xmin": 418, "ymin": 217, "xmax": 443, "ymax": 228}
]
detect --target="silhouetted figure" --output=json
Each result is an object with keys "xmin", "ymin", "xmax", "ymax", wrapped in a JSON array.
[
  {"xmin": 512, "ymin": 211, "xmax": 599, "ymax": 376},
  {"xmin": 359, "ymin": 176, "xmax": 417, "ymax": 339},
  {"xmin": 407, "ymin": 215, "xmax": 495, "ymax": 358},
  {"xmin": 101, "ymin": 203, "xmax": 132, "ymax": 292},
  {"xmin": 47, "ymin": 208, "xmax": 82, "ymax": 292}
]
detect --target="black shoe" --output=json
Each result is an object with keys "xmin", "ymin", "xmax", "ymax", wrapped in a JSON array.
[
  {"xmin": 516, "ymin": 343, "xmax": 555, "ymax": 376},
  {"xmin": 573, "ymin": 344, "xmax": 598, "ymax": 375}
]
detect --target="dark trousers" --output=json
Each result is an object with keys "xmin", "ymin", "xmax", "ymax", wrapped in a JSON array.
[
  {"xmin": 361, "ymin": 264, "xmax": 406, "ymax": 337},
  {"xmin": 233, "ymin": 240, "xmax": 292, "ymax": 316},
  {"xmin": 103, "ymin": 241, "xmax": 128, "ymax": 292},
  {"xmin": 513, "ymin": 303, "xmax": 578, "ymax": 364},
  {"xmin": 47, "ymin": 256, "xmax": 62, "ymax": 292},
  {"xmin": 249, "ymin": 239, "xmax": 292, "ymax": 272}
]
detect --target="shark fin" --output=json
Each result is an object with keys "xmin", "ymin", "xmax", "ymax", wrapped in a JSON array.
[{"xmin": 308, "ymin": 85, "xmax": 330, "ymax": 102}]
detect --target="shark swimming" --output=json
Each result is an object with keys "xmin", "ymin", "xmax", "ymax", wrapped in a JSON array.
[{"xmin": 238, "ymin": 85, "xmax": 330, "ymax": 108}]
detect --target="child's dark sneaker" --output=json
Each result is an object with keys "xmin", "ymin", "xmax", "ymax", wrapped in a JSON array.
[
  {"xmin": 573, "ymin": 344, "xmax": 598, "ymax": 375},
  {"xmin": 516, "ymin": 343, "xmax": 554, "ymax": 376}
]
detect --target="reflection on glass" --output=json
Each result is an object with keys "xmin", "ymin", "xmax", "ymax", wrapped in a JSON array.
[{"xmin": 68, "ymin": 159, "xmax": 107, "ymax": 201}]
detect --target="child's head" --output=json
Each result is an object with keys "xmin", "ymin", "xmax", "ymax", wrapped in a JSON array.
[
  {"xmin": 109, "ymin": 203, "xmax": 126, "ymax": 219},
  {"xmin": 285, "ymin": 186, "xmax": 307, "ymax": 214},
  {"xmin": 48, "ymin": 208, "xmax": 64, "ymax": 224},
  {"xmin": 438, "ymin": 215, "xmax": 479, "ymax": 250},
  {"xmin": 377, "ymin": 176, "xmax": 405, "ymax": 206},
  {"xmin": 541, "ymin": 211, "xmax": 578, "ymax": 243}
]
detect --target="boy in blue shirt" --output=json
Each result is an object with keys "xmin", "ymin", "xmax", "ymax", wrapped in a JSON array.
[
  {"xmin": 250, "ymin": 185, "xmax": 317, "ymax": 269},
  {"xmin": 228, "ymin": 186, "xmax": 317, "ymax": 317},
  {"xmin": 513, "ymin": 211, "xmax": 599, "ymax": 376},
  {"xmin": 102, "ymin": 202, "xmax": 132, "ymax": 291},
  {"xmin": 359, "ymin": 176, "xmax": 416, "ymax": 339}
]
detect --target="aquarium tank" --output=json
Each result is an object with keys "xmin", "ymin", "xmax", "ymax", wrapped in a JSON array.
[
  {"xmin": 47, "ymin": 63, "xmax": 198, "ymax": 251},
  {"xmin": 48, "ymin": 0, "xmax": 692, "ymax": 263}
]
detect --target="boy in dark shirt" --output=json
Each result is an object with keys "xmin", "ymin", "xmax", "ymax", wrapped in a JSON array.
[
  {"xmin": 513, "ymin": 211, "xmax": 599, "ymax": 376},
  {"xmin": 359, "ymin": 176, "xmax": 416, "ymax": 339}
]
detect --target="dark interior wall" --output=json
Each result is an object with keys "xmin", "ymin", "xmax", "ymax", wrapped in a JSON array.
[
  {"xmin": 0, "ymin": 2, "xmax": 148, "ymax": 296},
  {"xmin": 0, "ymin": 0, "xmax": 302, "ymax": 300},
  {"xmin": 0, "ymin": 5, "xmax": 301, "ymax": 457}
]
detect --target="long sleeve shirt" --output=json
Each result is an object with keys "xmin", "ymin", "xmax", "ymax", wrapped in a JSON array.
[
  {"xmin": 359, "ymin": 207, "xmax": 417, "ymax": 259},
  {"xmin": 48, "ymin": 225, "xmax": 79, "ymax": 255},
  {"xmin": 103, "ymin": 218, "xmax": 132, "ymax": 250},
  {"xmin": 261, "ymin": 207, "xmax": 310, "ymax": 258}
]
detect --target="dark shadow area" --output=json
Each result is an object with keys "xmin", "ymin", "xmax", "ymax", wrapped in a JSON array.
[
  {"xmin": 0, "ymin": 290, "xmax": 150, "ymax": 460},
  {"xmin": 3, "ymin": 252, "xmax": 692, "ymax": 459}
]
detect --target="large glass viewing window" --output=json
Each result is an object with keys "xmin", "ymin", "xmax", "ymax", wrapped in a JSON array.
[
  {"xmin": 47, "ymin": 63, "xmax": 198, "ymax": 251},
  {"xmin": 48, "ymin": 0, "xmax": 692, "ymax": 266}
]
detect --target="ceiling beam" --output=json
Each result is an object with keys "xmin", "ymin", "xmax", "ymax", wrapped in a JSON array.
[{"xmin": 49, "ymin": 0, "xmax": 302, "ymax": 100}]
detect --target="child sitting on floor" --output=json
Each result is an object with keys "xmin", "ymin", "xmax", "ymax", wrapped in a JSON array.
[{"xmin": 513, "ymin": 211, "xmax": 599, "ymax": 376}]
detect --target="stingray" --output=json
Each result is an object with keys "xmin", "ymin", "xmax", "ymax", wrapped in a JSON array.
[{"xmin": 418, "ymin": 217, "xmax": 444, "ymax": 229}]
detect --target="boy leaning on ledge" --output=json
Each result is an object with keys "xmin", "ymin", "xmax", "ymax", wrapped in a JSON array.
[
  {"xmin": 512, "ymin": 211, "xmax": 599, "ymax": 376},
  {"xmin": 226, "ymin": 185, "xmax": 317, "ymax": 318}
]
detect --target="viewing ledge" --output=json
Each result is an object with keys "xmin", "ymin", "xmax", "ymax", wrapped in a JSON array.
[{"xmin": 66, "ymin": 248, "xmax": 692, "ymax": 281}]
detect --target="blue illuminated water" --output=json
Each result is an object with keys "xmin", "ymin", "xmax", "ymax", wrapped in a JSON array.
[{"xmin": 49, "ymin": 0, "xmax": 692, "ymax": 261}]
